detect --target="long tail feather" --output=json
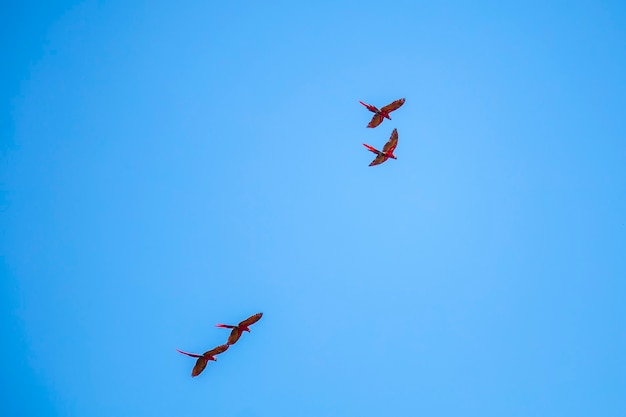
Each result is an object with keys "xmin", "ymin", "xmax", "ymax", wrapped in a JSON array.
[
  {"xmin": 359, "ymin": 101, "xmax": 378, "ymax": 113},
  {"xmin": 363, "ymin": 144, "xmax": 379, "ymax": 154},
  {"xmin": 176, "ymin": 349, "xmax": 202, "ymax": 358}
]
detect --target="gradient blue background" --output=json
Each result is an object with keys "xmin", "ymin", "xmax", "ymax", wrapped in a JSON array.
[{"xmin": 2, "ymin": 1, "xmax": 625, "ymax": 416}]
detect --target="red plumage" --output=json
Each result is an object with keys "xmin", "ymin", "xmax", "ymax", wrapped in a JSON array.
[
  {"xmin": 363, "ymin": 129, "xmax": 399, "ymax": 166},
  {"xmin": 216, "ymin": 312, "xmax": 263, "ymax": 345},
  {"xmin": 359, "ymin": 98, "xmax": 405, "ymax": 128}
]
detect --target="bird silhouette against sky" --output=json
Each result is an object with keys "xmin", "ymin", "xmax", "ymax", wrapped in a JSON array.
[
  {"xmin": 176, "ymin": 344, "xmax": 229, "ymax": 377},
  {"xmin": 216, "ymin": 312, "xmax": 263, "ymax": 345},
  {"xmin": 363, "ymin": 128, "xmax": 399, "ymax": 166},
  {"xmin": 359, "ymin": 98, "xmax": 405, "ymax": 128}
]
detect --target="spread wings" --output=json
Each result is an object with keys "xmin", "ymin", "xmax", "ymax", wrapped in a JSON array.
[
  {"xmin": 369, "ymin": 154, "xmax": 388, "ymax": 166},
  {"xmin": 227, "ymin": 328, "xmax": 241, "ymax": 345},
  {"xmin": 204, "ymin": 344, "xmax": 229, "ymax": 357},
  {"xmin": 380, "ymin": 98, "xmax": 405, "ymax": 113},
  {"xmin": 367, "ymin": 113, "xmax": 384, "ymax": 128},
  {"xmin": 382, "ymin": 129, "xmax": 398, "ymax": 154},
  {"xmin": 192, "ymin": 357, "xmax": 209, "ymax": 377},
  {"xmin": 239, "ymin": 312, "xmax": 263, "ymax": 327}
]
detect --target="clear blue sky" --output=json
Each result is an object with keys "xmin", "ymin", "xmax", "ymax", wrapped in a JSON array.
[{"xmin": 2, "ymin": 1, "xmax": 625, "ymax": 416}]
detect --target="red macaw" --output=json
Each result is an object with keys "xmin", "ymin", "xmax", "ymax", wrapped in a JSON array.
[
  {"xmin": 363, "ymin": 128, "xmax": 399, "ymax": 166},
  {"xmin": 216, "ymin": 312, "xmax": 263, "ymax": 345},
  {"xmin": 176, "ymin": 344, "xmax": 229, "ymax": 377},
  {"xmin": 359, "ymin": 98, "xmax": 405, "ymax": 128}
]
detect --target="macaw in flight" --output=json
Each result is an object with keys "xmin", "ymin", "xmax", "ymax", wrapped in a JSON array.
[
  {"xmin": 359, "ymin": 98, "xmax": 405, "ymax": 128},
  {"xmin": 176, "ymin": 344, "xmax": 229, "ymax": 377},
  {"xmin": 216, "ymin": 312, "xmax": 263, "ymax": 345},
  {"xmin": 363, "ymin": 128, "xmax": 399, "ymax": 166}
]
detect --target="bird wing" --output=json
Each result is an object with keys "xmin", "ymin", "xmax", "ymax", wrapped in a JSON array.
[
  {"xmin": 367, "ymin": 113, "xmax": 384, "ymax": 128},
  {"xmin": 382, "ymin": 128, "xmax": 398, "ymax": 153},
  {"xmin": 227, "ymin": 328, "xmax": 242, "ymax": 345},
  {"xmin": 369, "ymin": 154, "xmax": 388, "ymax": 166},
  {"xmin": 191, "ymin": 357, "xmax": 209, "ymax": 377},
  {"xmin": 176, "ymin": 349, "xmax": 202, "ymax": 358},
  {"xmin": 205, "ymin": 344, "xmax": 229, "ymax": 357},
  {"xmin": 380, "ymin": 98, "xmax": 405, "ymax": 113},
  {"xmin": 239, "ymin": 312, "xmax": 263, "ymax": 327}
]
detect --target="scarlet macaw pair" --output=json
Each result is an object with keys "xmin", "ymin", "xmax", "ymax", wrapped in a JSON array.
[
  {"xmin": 177, "ymin": 312, "xmax": 263, "ymax": 377},
  {"xmin": 359, "ymin": 98, "xmax": 405, "ymax": 166}
]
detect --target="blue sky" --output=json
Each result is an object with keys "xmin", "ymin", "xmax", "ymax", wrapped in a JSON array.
[{"xmin": 2, "ymin": 1, "xmax": 625, "ymax": 416}]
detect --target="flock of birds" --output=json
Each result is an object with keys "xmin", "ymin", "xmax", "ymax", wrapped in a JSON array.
[
  {"xmin": 176, "ymin": 98, "xmax": 406, "ymax": 377},
  {"xmin": 359, "ymin": 97, "xmax": 405, "ymax": 166},
  {"xmin": 177, "ymin": 312, "xmax": 263, "ymax": 377}
]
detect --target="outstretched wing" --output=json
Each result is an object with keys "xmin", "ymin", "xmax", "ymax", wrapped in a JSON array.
[
  {"xmin": 382, "ymin": 128, "xmax": 398, "ymax": 153},
  {"xmin": 176, "ymin": 349, "xmax": 202, "ymax": 358},
  {"xmin": 192, "ymin": 357, "xmax": 209, "ymax": 377},
  {"xmin": 239, "ymin": 312, "xmax": 263, "ymax": 327},
  {"xmin": 369, "ymin": 154, "xmax": 388, "ymax": 166},
  {"xmin": 380, "ymin": 98, "xmax": 405, "ymax": 113},
  {"xmin": 367, "ymin": 113, "xmax": 384, "ymax": 128},
  {"xmin": 227, "ymin": 328, "xmax": 242, "ymax": 345},
  {"xmin": 204, "ymin": 344, "xmax": 229, "ymax": 357}
]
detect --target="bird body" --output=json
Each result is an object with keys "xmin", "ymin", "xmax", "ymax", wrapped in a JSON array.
[
  {"xmin": 359, "ymin": 98, "xmax": 405, "ymax": 128},
  {"xmin": 363, "ymin": 128, "xmax": 399, "ymax": 166}
]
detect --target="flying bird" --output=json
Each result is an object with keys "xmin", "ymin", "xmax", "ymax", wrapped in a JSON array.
[
  {"xmin": 176, "ymin": 344, "xmax": 229, "ymax": 377},
  {"xmin": 216, "ymin": 312, "xmax": 263, "ymax": 345},
  {"xmin": 359, "ymin": 98, "xmax": 405, "ymax": 128},
  {"xmin": 363, "ymin": 128, "xmax": 399, "ymax": 166}
]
